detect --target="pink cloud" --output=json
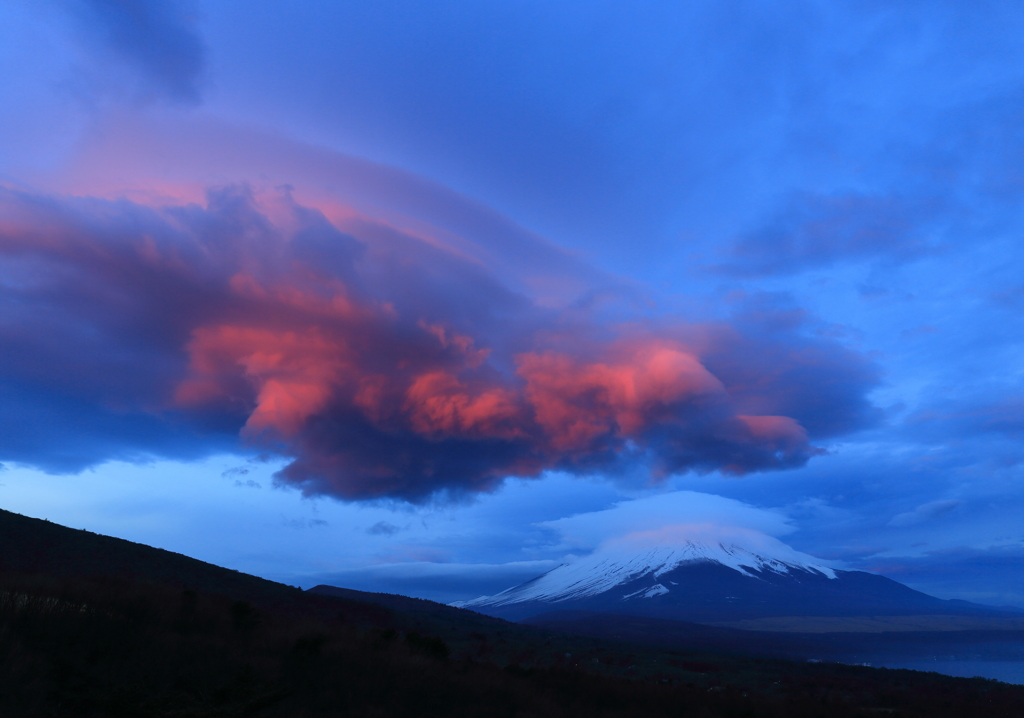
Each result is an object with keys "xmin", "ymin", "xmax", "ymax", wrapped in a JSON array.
[{"xmin": 0, "ymin": 181, "xmax": 877, "ymax": 500}]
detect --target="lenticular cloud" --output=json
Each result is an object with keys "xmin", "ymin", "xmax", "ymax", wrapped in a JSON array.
[{"xmin": 0, "ymin": 184, "xmax": 876, "ymax": 500}]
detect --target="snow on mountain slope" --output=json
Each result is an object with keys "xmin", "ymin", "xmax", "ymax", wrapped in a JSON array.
[{"xmin": 458, "ymin": 525, "xmax": 837, "ymax": 609}]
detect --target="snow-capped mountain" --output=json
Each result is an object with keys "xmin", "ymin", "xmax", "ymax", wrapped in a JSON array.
[
  {"xmin": 452, "ymin": 527, "xmax": 993, "ymax": 623},
  {"xmin": 458, "ymin": 528, "xmax": 836, "ymax": 608}
]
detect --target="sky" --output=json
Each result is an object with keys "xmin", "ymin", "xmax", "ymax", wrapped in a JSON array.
[{"xmin": 1, "ymin": 0, "xmax": 1023, "ymax": 607}]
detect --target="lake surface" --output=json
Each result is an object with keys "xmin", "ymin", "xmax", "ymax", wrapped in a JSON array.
[{"xmin": 874, "ymin": 659, "xmax": 1024, "ymax": 685}]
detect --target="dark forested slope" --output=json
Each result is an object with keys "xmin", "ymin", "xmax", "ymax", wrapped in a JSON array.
[{"xmin": 3, "ymin": 507, "xmax": 1024, "ymax": 717}]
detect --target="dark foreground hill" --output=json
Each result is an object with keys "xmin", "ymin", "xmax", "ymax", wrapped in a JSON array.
[{"xmin": 4, "ymin": 508, "xmax": 1024, "ymax": 717}]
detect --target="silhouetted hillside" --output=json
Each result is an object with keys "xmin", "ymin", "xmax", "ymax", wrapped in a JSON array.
[
  {"xmin": 4, "ymin": 507, "xmax": 1024, "ymax": 717},
  {"xmin": 0, "ymin": 507, "xmax": 301, "ymax": 605}
]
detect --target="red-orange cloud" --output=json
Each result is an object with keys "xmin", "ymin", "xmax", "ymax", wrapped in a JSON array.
[
  {"xmin": 517, "ymin": 343, "xmax": 724, "ymax": 452},
  {"xmin": 0, "ymin": 184, "xmax": 878, "ymax": 500}
]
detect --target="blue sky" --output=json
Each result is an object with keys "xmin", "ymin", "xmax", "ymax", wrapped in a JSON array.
[{"xmin": 1, "ymin": 0, "xmax": 1022, "ymax": 607}]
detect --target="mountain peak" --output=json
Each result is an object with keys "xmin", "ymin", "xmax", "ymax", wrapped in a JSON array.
[
  {"xmin": 454, "ymin": 525, "xmax": 1012, "ymax": 625},
  {"xmin": 459, "ymin": 525, "xmax": 837, "ymax": 610}
]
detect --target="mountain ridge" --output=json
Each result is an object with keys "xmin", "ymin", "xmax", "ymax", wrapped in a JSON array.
[{"xmin": 455, "ymin": 532, "xmax": 1018, "ymax": 624}]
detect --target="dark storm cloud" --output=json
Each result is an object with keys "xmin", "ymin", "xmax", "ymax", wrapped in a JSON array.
[
  {"xmin": 62, "ymin": 0, "xmax": 205, "ymax": 102},
  {"xmin": 0, "ymin": 185, "xmax": 878, "ymax": 500},
  {"xmin": 699, "ymin": 293, "xmax": 883, "ymax": 439}
]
